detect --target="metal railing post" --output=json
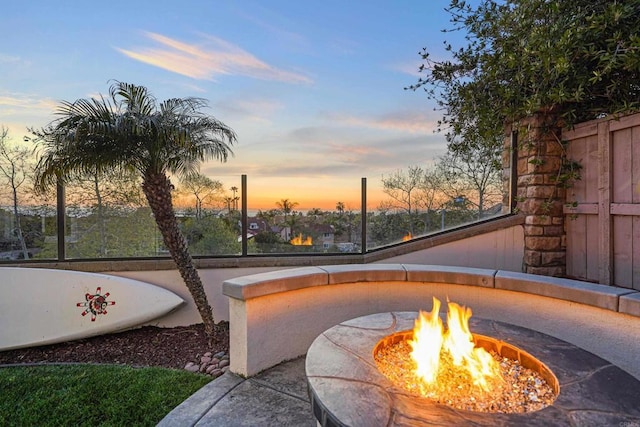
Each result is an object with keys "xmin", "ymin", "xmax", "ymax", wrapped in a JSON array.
[
  {"xmin": 56, "ymin": 181, "xmax": 65, "ymax": 261},
  {"xmin": 241, "ymin": 174, "xmax": 248, "ymax": 256},
  {"xmin": 361, "ymin": 177, "xmax": 367, "ymax": 254}
]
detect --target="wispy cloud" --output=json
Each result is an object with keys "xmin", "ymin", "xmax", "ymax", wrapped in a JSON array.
[
  {"xmin": 0, "ymin": 94, "xmax": 59, "ymax": 136},
  {"xmin": 327, "ymin": 36, "xmax": 360, "ymax": 56},
  {"xmin": 394, "ymin": 61, "xmax": 424, "ymax": 78},
  {"xmin": 0, "ymin": 54, "xmax": 22, "ymax": 64},
  {"xmin": 323, "ymin": 110, "xmax": 439, "ymax": 134},
  {"xmin": 268, "ymin": 124, "xmax": 445, "ymax": 172},
  {"xmin": 117, "ymin": 32, "xmax": 313, "ymax": 84},
  {"xmin": 0, "ymin": 94, "xmax": 57, "ymax": 114},
  {"xmin": 216, "ymin": 98, "xmax": 283, "ymax": 123},
  {"xmin": 238, "ymin": 7, "xmax": 307, "ymax": 48}
]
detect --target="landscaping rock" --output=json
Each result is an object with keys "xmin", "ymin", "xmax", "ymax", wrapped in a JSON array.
[
  {"xmin": 184, "ymin": 362, "xmax": 199, "ymax": 373},
  {"xmin": 184, "ymin": 351, "xmax": 230, "ymax": 377}
]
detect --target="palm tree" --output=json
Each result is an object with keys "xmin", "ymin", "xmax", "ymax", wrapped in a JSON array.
[
  {"xmin": 32, "ymin": 81, "xmax": 237, "ymax": 341},
  {"xmin": 230, "ymin": 186, "xmax": 238, "ymax": 210},
  {"xmin": 276, "ymin": 198, "xmax": 299, "ymax": 240}
]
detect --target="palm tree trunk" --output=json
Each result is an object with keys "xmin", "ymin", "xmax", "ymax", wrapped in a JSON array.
[{"xmin": 142, "ymin": 172, "xmax": 217, "ymax": 340}]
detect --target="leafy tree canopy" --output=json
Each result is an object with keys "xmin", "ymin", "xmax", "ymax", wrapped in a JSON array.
[{"xmin": 409, "ymin": 0, "xmax": 640, "ymax": 149}]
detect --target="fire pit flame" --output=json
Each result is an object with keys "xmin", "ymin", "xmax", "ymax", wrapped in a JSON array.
[
  {"xmin": 375, "ymin": 301, "xmax": 559, "ymax": 413},
  {"xmin": 410, "ymin": 297, "xmax": 502, "ymax": 395}
]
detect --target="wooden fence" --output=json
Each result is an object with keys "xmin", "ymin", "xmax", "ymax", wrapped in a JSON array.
[{"xmin": 564, "ymin": 113, "xmax": 640, "ymax": 289}]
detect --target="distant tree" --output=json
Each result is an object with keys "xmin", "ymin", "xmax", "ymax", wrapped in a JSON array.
[
  {"xmin": 276, "ymin": 198, "xmax": 299, "ymax": 220},
  {"xmin": 32, "ymin": 81, "xmax": 236, "ymax": 341},
  {"xmin": 254, "ymin": 230, "xmax": 282, "ymax": 244},
  {"xmin": 230, "ymin": 186, "xmax": 239, "ymax": 211},
  {"xmin": 182, "ymin": 215, "xmax": 240, "ymax": 255},
  {"xmin": 416, "ymin": 166, "xmax": 447, "ymax": 233},
  {"xmin": 437, "ymin": 139, "xmax": 503, "ymax": 219},
  {"xmin": 276, "ymin": 198, "xmax": 299, "ymax": 239},
  {"xmin": 381, "ymin": 166, "xmax": 427, "ymax": 236},
  {"xmin": 178, "ymin": 173, "xmax": 225, "ymax": 219},
  {"xmin": 330, "ymin": 201, "xmax": 360, "ymax": 243},
  {"xmin": 59, "ymin": 207, "xmax": 158, "ymax": 258},
  {"xmin": 306, "ymin": 207, "xmax": 325, "ymax": 219},
  {"xmin": 369, "ymin": 207, "xmax": 411, "ymax": 247},
  {"xmin": 64, "ymin": 168, "xmax": 146, "ymax": 257},
  {"xmin": 0, "ymin": 127, "xmax": 32, "ymax": 259},
  {"xmin": 257, "ymin": 208, "xmax": 279, "ymax": 228}
]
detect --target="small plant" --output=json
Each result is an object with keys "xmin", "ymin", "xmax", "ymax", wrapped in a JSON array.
[
  {"xmin": 554, "ymin": 159, "xmax": 582, "ymax": 188},
  {"xmin": 540, "ymin": 200, "xmax": 554, "ymax": 215}
]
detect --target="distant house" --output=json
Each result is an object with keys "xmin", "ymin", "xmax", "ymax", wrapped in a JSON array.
[
  {"xmin": 237, "ymin": 217, "xmax": 266, "ymax": 240},
  {"xmin": 271, "ymin": 225, "xmax": 291, "ymax": 241},
  {"xmin": 307, "ymin": 223, "xmax": 335, "ymax": 250},
  {"xmin": 247, "ymin": 217, "xmax": 269, "ymax": 235}
]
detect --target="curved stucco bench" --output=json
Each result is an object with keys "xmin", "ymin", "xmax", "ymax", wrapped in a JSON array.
[{"xmin": 222, "ymin": 264, "xmax": 640, "ymax": 377}]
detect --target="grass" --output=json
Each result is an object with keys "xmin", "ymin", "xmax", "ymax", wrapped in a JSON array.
[{"xmin": 0, "ymin": 364, "xmax": 212, "ymax": 426}]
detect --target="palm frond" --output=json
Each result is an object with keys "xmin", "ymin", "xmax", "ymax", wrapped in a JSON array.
[{"xmin": 33, "ymin": 81, "xmax": 237, "ymax": 192}]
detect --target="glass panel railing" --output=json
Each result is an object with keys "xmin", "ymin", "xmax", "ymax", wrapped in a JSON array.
[
  {"xmin": 365, "ymin": 166, "xmax": 509, "ymax": 251},
  {"xmin": 63, "ymin": 205, "xmax": 160, "ymax": 259},
  {"xmin": 179, "ymin": 174, "xmax": 243, "ymax": 257},
  {"xmin": 1, "ymin": 164, "xmax": 512, "ymax": 262},
  {"xmin": 50, "ymin": 173, "xmax": 160, "ymax": 259},
  {"xmin": 366, "ymin": 206, "xmax": 507, "ymax": 251},
  {"xmin": 1, "ymin": 204, "xmax": 56, "ymax": 261},
  {"xmin": 246, "ymin": 175, "xmax": 363, "ymax": 255}
]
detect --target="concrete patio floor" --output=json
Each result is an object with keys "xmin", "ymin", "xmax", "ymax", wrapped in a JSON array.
[
  {"xmin": 159, "ymin": 299, "xmax": 640, "ymax": 426},
  {"xmin": 158, "ymin": 356, "xmax": 314, "ymax": 427}
]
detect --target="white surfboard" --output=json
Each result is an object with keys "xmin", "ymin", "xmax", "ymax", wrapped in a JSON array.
[{"xmin": 0, "ymin": 267, "xmax": 184, "ymax": 351}]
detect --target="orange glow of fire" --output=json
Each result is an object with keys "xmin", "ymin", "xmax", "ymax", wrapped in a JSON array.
[
  {"xmin": 409, "ymin": 297, "xmax": 503, "ymax": 394},
  {"xmin": 402, "ymin": 232, "xmax": 412, "ymax": 241},
  {"xmin": 290, "ymin": 233, "xmax": 312, "ymax": 245}
]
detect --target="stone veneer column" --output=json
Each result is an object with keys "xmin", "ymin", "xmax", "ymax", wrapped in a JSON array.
[{"xmin": 510, "ymin": 113, "xmax": 566, "ymax": 277}]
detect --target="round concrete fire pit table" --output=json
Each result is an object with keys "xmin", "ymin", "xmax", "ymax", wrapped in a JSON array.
[{"xmin": 306, "ymin": 312, "xmax": 640, "ymax": 426}]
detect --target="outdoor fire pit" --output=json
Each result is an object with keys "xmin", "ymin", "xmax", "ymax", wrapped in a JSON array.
[
  {"xmin": 306, "ymin": 309, "xmax": 640, "ymax": 426},
  {"xmin": 373, "ymin": 298, "xmax": 557, "ymax": 414}
]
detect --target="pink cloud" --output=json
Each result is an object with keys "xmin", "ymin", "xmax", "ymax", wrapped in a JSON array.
[{"xmin": 117, "ymin": 32, "xmax": 312, "ymax": 84}]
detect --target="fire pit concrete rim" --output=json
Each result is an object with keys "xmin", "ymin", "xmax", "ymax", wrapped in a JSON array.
[
  {"xmin": 223, "ymin": 264, "xmax": 640, "ymax": 378},
  {"xmin": 223, "ymin": 264, "xmax": 640, "ymax": 316}
]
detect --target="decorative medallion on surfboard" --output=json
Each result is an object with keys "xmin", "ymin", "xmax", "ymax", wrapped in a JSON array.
[
  {"xmin": 77, "ymin": 287, "xmax": 116, "ymax": 321},
  {"xmin": 0, "ymin": 267, "xmax": 185, "ymax": 351}
]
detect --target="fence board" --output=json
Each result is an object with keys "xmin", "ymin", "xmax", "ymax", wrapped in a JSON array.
[
  {"xmin": 564, "ymin": 121, "xmax": 598, "ymax": 139},
  {"xmin": 612, "ymin": 127, "xmax": 633, "ymax": 203},
  {"xmin": 613, "ymin": 216, "xmax": 633, "ymax": 288},
  {"xmin": 609, "ymin": 113, "xmax": 640, "ymax": 131},
  {"xmin": 567, "ymin": 134, "xmax": 587, "ymax": 203},
  {"xmin": 634, "ymin": 126, "xmax": 640, "ymax": 204},
  {"xmin": 586, "ymin": 215, "xmax": 600, "ymax": 280},
  {"xmin": 610, "ymin": 204, "xmax": 640, "ymax": 215},
  {"xmin": 598, "ymin": 121, "xmax": 612, "ymax": 285},
  {"xmin": 634, "ymin": 216, "xmax": 640, "ymax": 290},
  {"xmin": 566, "ymin": 215, "xmax": 587, "ymax": 279}
]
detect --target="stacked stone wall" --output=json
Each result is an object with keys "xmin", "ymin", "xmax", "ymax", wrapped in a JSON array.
[{"xmin": 508, "ymin": 114, "xmax": 566, "ymax": 277}]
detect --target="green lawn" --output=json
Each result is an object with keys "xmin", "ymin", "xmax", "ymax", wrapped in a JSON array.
[{"xmin": 0, "ymin": 364, "xmax": 212, "ymax": 426}]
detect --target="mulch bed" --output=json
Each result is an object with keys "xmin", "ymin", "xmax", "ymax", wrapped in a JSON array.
[{"xmin": 0, "ymin": 323, "xmax": 229, "ymax": 370}]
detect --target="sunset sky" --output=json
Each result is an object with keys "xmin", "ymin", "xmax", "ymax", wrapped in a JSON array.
[{"xmin": 1, "ymin": 1, "xmax": 466, "ymax": 211}]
